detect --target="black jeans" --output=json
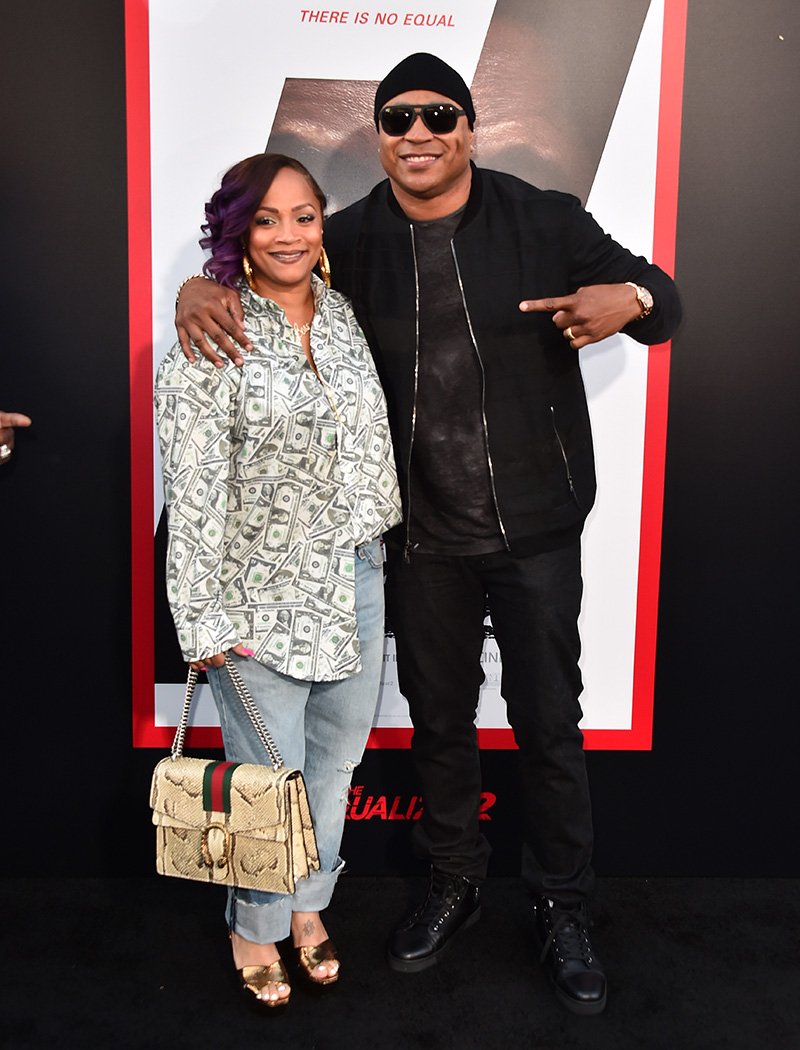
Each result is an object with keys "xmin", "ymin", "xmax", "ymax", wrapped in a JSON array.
[{"xmin": 385, "ymin": 542, "xmax": 595, "ymax": 904}]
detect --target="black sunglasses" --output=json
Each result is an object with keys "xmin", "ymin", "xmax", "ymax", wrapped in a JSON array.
[{"xmin": 379, "ymin": 103, "xmax": 467, "ymax": 137}]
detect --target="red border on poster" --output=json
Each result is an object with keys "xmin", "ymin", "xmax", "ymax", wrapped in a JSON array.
[
  {"xmin": 126, "ymin": 0, "xmax": 157, "ymax": 749},
  {"xmin": 127, "ymin": 0, "xmax": 687, "ymax": 750}
]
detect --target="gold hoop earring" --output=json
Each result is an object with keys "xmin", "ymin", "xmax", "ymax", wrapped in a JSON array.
[
  {"xmin": 242, "ymin": 253, "xmax": 256, "ymax": 290},
  {"xmin": 319, "ymin": 244, "xmax": 331, "ymax": 289}
]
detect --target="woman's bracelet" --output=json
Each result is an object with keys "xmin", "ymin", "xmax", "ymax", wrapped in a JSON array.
[{"xmin": 175, "ymin": 273, "xmax": 213, "ymax": 309}]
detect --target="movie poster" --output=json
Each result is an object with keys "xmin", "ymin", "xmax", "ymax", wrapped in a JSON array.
[{"xmin": 128, "ymin": 0, "xmax": 685, "ymax": 748}]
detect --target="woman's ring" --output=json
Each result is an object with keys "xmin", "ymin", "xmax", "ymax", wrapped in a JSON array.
[
  {"xmin": 564, "ymin": 326, "xmax": 575, "ymax": 341},
  {"xmin": 0, "ymin": 444, "xmax": 12, "ymax": 460}
]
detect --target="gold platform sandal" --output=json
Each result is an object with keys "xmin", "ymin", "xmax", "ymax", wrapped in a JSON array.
[
  {"xmin": 295, "ymin": 939, "xmax": 340, "ymax": 987},
  {"xmin": 237, "ymin": 958, "xmax": 291, "ymax": 1009}
]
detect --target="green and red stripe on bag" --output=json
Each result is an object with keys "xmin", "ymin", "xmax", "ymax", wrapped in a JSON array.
[{"xmin": 150, "ymin": 754, "xmax": 319, "ymax": 894}]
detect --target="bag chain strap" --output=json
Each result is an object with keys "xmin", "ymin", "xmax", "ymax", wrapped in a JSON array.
[{"xmin": 170, "ymin": 655, "xmax": 285, "ymax": 770}]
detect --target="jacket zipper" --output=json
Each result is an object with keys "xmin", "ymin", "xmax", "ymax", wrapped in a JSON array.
[
  {"xmin": 550, "ymin": 405, "xmax": 580, "ymax": 506},
  {"xmin": 451, "ymin": 242, "xmax": 510, "ymax": 551},
  {"xmin": 403, "ymin": 224, "xmax": 422, "ymax": 561}
]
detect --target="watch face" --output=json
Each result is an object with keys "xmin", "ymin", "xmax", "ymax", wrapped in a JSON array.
[{"xmin": 638, "ymin": 286, "xmax": 654, "ymax": 314}]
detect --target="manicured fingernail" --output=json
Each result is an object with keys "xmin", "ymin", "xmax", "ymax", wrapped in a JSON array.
[{"xmin": 241, "ymin": 647, "xmax": 255, "ymax": 657}]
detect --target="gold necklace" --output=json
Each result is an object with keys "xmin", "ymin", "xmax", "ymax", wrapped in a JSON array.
[{"xmin": 291, "ymin": 319, "xmax": 312, "ymax": 339}]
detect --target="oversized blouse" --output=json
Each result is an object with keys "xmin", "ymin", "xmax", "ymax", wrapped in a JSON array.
[{"xmin": 155, "ymin": 277, "xmax": 401, "ymax": 680}]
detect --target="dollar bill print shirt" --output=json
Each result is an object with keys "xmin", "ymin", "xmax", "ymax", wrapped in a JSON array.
[{"xmin": 155, "ymin": 277, "xmax": 401, "ymax": 680}]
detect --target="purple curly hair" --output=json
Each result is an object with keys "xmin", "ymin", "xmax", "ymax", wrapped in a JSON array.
[{"xmin": 200, "ymin": 154, "xmax": 327, "ymax": 288}]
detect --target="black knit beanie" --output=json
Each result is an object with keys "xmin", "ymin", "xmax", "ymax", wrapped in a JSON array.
[{"xmin": 373, "ymin": 53, "xmax": 476, "ymax": 129}]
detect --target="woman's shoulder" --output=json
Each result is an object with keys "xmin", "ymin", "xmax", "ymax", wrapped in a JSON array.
[
  {"xmin": 154, "ymin": 340, "xmax": 188, "ymax": 386},
  {"xmin": 154, "ymin": 339, "xmax": 240, "ymax": 395}
]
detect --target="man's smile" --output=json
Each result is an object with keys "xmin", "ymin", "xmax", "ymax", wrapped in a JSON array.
[{"xmin": 398, "ymin": 153, "xmax": 441, "ymax": 166}]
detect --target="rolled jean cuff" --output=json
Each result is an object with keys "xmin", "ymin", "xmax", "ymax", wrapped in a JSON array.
[
  {"xmin": 228, "ymin": 858, "xmax": 345, "ymax": 943},
  {"xmin": 292, "ymin": 856, "xmax": 345, "ymax": 912}
]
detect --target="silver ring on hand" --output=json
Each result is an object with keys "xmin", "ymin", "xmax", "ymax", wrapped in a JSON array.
[{"xmin": 0, "ymin": 444, "xmax": 11, "ymax": 460}]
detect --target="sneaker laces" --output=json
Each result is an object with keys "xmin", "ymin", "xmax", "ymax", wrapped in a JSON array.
[
  {"xmin": 411, "ymin": 871, "xmax": 467, "ymax": 924},
  {"xmin": 539, "ymin": 903, "xmax": 595, "ymax": 965}
]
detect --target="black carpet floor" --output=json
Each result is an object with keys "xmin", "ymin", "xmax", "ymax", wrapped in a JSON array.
[{"xmin": 1, "ymin": 877, "xmax": 798, "ymax": 1050}]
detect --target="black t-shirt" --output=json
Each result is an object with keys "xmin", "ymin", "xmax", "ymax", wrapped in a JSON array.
[{"xmin": 408, "ymin": 209, "xmax": 504, "ymax": 555}]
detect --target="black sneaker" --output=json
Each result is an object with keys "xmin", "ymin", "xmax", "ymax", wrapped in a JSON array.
[
  {"xmin": 387, "ymin": 867, "xmax": 482, "ymax": 973},
  {"xmin": 534, "ymin": 896, "xmax": 607, "ymax": 1015}
]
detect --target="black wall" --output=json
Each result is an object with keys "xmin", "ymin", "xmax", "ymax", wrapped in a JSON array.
[{"xmin": 2, "ymin": 0, "xmax": 798, "ymax": 877}]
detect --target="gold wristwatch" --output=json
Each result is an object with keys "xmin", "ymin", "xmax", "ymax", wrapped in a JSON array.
[{"xmin": 625, "ymin": 281, "xmax": 654, "ymax": 318}]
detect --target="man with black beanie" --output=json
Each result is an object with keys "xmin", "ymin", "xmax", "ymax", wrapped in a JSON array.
[{"xmin": 176, "ymin": 52, "xmax": 681, "ymax": 1016}]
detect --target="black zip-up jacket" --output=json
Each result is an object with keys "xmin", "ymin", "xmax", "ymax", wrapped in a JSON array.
[{"xmin": 325, "ymin": 165, "xmax": 682, "ymax": 556}]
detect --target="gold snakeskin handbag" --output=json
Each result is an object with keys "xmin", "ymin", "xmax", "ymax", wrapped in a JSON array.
[{"xmin": 150, "ymin": 656, "xmax": 320, "ymax": 894}]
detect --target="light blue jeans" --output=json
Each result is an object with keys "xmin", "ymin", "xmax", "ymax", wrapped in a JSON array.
[{"xmin": 205, "ymin": 538, "xmax": 384, "ymax": 944}]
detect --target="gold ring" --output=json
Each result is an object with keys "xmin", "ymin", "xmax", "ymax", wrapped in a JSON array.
[{"xmin": 564, "ymin": 326, "xmax": 575, "ymax": 341}]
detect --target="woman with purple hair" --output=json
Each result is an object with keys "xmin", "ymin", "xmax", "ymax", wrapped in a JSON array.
[{"xmin": 155, "ymin": 154, "xmax": 400, "ymax": 1009}]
